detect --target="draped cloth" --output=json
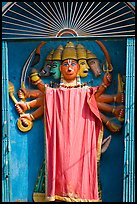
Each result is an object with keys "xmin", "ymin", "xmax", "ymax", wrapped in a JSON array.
[{"xmin": 44, "ymin": 86, "xmax": 102, "ymax": 202}]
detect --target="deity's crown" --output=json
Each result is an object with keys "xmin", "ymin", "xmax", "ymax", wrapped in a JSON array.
[
  {"xmin": 76, "ymin": 44, "xmax": 87, "ymax": 60},
  {"xmin": 86, "ymin": 50, "xmax": 97, "ymax": 60},
  {"xmin": 46, "ymin": 49, "xmax": 54, "ymax": 61},
  {"xmin": 52, "ymin": 45, "xmax": 63, "ymax": 61},
  {"xmin": 61, "ymin": 41, "xmax": 77, "ymax": 61}
]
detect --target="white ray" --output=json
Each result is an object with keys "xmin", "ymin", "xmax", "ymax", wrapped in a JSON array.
[
  {"xmin": 39, "ymin": 2, "xmax": 64, "ymax": 30},
  {"xmin": 2, "ymin": 26, "xmax": 58, "ymax": 35},
  {"xmin": 62, "ymin": 2, "xmax": 67, "ymax": 28},
  {"xmin": 85, "ymin": 17, "xmax": 135, "ymax": 33},
  {"xmin": 2, "ymin": 32, "xmax": 57, "ymax": 37},
  {"xmin": 79, "ymin": 2, "xmax": 120, "ymax": 29},
  {"xmin": 25, "ymin": 2, "xmax": 62, "ymax": 31},
  {"xmin": 69, "ymin": 2, "xmax": 78, "ymax": 28},
  {"xmin": 2, "ymin": 20, "xmax": 56, "ymax": 33},
  {"xmin": 70, "ymin": 2, "xmax": 83, "ymax": 28},
  {"xmin": 91, "ymin": 11, "xmax": 133, "ymax": 31},
  {"xmin": 71, "ymin": 2, "xmax": 90, "ymax": 29},
  {"xmin": 2, "ymin": 2, "xmax": 16, "ymax": 16},
  {"xmin": 58, "ymin": 2, "xmax": 66, "ymax": 27},
  {"xmin": 82, "ymin": 29, "xmax": 135, "ymax": 36},
  {"xmin": 76, "ymin": 2, "xmax": 110, "ymax": 29},
  {"xmin": 73, "ymin": 2, "xmax": 100, "ymax": 29},
  {"xmin": 9, "ymin": 9, "xmax": 60, "ymax": 32},
  {"xmin": 47, "ymin": 2, "xmax": 64, "ymax": 28},
  {"xmin": 3, "ymin": 14, "xmax": 50, "ymax": 32},
  {"xmin": 69, "ymin": 2, "xmax": 74, "ymax": 28},
  {"xmin": 79, "ymin": 23, "xmax": 135, "ymax": 35},
  {"xmin": 67, "ymin": 2, "xmax": 69, "ymax": 28},
  {"xmin": 76, "ymin": 4, "xmax": 129, "ymax": 31},
  {"xmin": 53, "ymin": 2, "xmax": 65, "ymax": 29}
]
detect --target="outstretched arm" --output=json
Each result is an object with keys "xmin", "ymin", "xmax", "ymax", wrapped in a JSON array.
[
  {"xmin": 97, "ymin": 102, "xmax": 125, "ymax": 121},
  {"xmin": 96, "ymin": 92, "xmax": 124, "ymax": 103},
  {"xmin": 15, "ymin": 96, "xmax": 44, "ymax": 114},
  {"xmin": 95, "ymin": 72, "xmax": 112, "ymax": 98},
  {"xmin": 29, "ymin": 69, "xmax": 46, "ymax": 93},
  {"xmin": 99, "ymin": 112, "xmax": 122, "ymax": 132},
  {"xmin": 18, "ymin": 87, "xmax": 43, "ymax": 100},
  {"xmin": 18, "ymin": 105, "xmax": 44, "ymax": 127}
]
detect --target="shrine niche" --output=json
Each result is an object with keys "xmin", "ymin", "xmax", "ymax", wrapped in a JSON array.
[
  {"xmin": 9, "ymin": 40, "xmax": 125, "ymax": 202},
  {"xmin": 2, "ymin": 1, "xmax": 135, "ymax": 203}
]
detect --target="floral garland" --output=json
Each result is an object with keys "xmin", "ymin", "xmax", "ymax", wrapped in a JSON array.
[{"xmin": 50, "ymin": 80, "xmax": 94, "ymax": 88}]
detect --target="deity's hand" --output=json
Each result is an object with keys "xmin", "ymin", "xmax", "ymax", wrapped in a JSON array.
[
  {"xmin": 112, "ymin": 105, "xmax": 125, "ymax": 119},
  {"xmin": 103, "ymin": 72, "xmax": 112, "ymax": 87},
  {"xmin": 115, "ymin": 92, "xmax": 125, "ymax": 103},
  {"xmin": 15, "ymin": 102, "xmax": 29, "ymax": 114},
  {"xmin": 18, "ymin": 113, "xmax": 34, "ymax": 127},
  {"xmin": 18, "ymin": 87, "xmax": 29, "ymax": 99}
]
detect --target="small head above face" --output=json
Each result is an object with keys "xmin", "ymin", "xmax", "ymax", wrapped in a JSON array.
[
  {"xmin": 39, "ymin": 49, "xmax": 54, "ymax": 77},
  {"xmin": 76, "ymin": 44, "xmax": 89, "ymax": 78},
  {"xmin": 50, "ymin": 45, "xmax": 63, "ymax": 80},
  {"xmin": 39, "ymin": 61, "xmax": 53, "ymax": 77},
  {"xmin": 60, "ymin": 59, "xmax": 80, "ymax": 83},
  {"xmin": 78, "ymin": 59, "xmax": 90, "ymax": 78},
  {"xmin": 50, "ymin": 61, "xmax": 61, "ymax": 80},
  {"xmin": 87, "ymin": 58, "xmax": 102, "ymax": 77},
  {"xmin": 86, "ymin": 50, "xmax": 102, "ymax": 77}
]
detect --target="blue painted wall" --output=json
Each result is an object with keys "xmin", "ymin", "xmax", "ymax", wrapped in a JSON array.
[{"xmin": 8, "ymin": 38, "xmax": 126, "ymax": 202}]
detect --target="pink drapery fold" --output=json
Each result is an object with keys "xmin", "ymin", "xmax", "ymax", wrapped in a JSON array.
[{"xmin": 44, "ymin": 86, "xmax": 102, "ymax": 202}]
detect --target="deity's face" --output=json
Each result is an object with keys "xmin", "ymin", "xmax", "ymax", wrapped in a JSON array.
[
  {"xmin": 87, "ymin": 59, "xmax": 102, "ymax": 77},
  {"xmin": 39, "ymin": 61, "xmax": 53, "ymax": 77},
  {"xmin": 50, "ymin": 61, "xmax": 61, "ymax": 80},
  {"xmin": 78, "ymin": 59, "xmax": 89, "ymax": 78},
  {"xmin": 60, "ymin": 59, "xmax": 80, "ymax": 82}
]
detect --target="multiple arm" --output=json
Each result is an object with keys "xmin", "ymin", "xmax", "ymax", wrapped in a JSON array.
[
  {"xmin": 15, "ymin": 70, "xmax": 45, "ymax": 126},
  {"xmin": 94, "ymin": 72, "xmax": 125, "ymax": 132},
  {"xmin": 15, "ymin": 70, "xmax": 125, "ymax": 132}
]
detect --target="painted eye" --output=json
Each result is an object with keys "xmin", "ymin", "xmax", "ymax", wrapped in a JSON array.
[
  {"xmin": 63, "ymin": 63, "xmax": 68, "ymax": 66},
  {"xmin": 71, "ymin": 63, "xmax": 76, "ymax": 66},
  {"xmin": 80, "ymin": 62, "xmax": 85, "ymax": 65},
  {"xmin": 90, "ymin": 61, "xmax": 95, "ymax": 65}
]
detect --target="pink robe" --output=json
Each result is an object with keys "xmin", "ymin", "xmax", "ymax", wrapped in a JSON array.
[{"xmin": 44, "ymin": 86, "xmax": 102, "ymax": 202}]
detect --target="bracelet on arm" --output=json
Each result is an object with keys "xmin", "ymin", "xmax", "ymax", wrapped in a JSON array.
[
  {"xmin": 30, "ymin": 114, "xmax": 35, "ymax": 121},
  {"xmin": 105, "ymin": 120, "xmax": 110, "ymax": 126},
  {"xmin": 101, "ymin": 83, "xmax": 107, "ymax": 89},
  {"xmin": 112, "ymin": 107, "xmax": 115, "ymax": 114},
  {"xmin": 114, "ymin": 96, "xmax": 117, "ymax": 102},
  {"xmin": 25, "ymin": 102, "xmax": 30, "ymax": 110},
  {"xmin": 33, "ymin": 79, "xmax": 42, "ymax": 85}
]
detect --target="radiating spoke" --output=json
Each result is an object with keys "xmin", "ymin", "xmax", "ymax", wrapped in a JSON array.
[
  {"xmin": 2, "ymin": 2, "xmax": 135, "ymax": 39},
  {"xmin": 73, "ymin": 2, "xmax": 101, "ymax": 29},
  {"xmin": 76, "ymin": 4, "xmax": 129, "ymax": 31},
  {"xmin": 2, "ymin": 19, "xmax": 55, "ymax": 33},
  {"xmin": 3, "ymin": 15, "xmax": 49, "ymax": 32},
  {"xmin": 58, "ymin": 2, "xmax": 66, "ymax": 27},
  {"xmin": 62, "ymin": 2, "xmax": 67, "ymax": 28},
  {"xmin": 27, "ymin": 2, "xmax": 62, "ymax": 31},
  {"xmin": 78, "ymin": 25, "xmax": 135, "ymax": 35},
  {"xmin": 71, "ymin": 2, "xmax": 90, "ymax": 29},
  {"xmin": 69, "ymin": 2, "xmax": 78, "ymax": 28},
  {"xmin": 47, "ymin": 2, "xmax": 64, "ymax": 28},
  {"xmin": 70, "ymin": 2, "xmax": 83, "ymax": 29},
  {"xmin": 2, "ymin": 26, "xmax": 58, "ymax": 35}
]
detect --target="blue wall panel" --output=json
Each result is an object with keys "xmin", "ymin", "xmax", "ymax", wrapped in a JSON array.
[{"xmin": 8, "ymin": 38, "xmax": 126, "ymax": 202}]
